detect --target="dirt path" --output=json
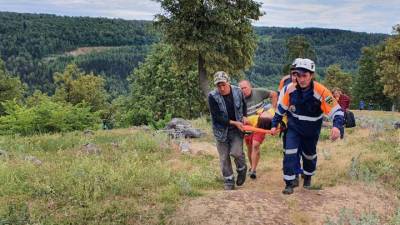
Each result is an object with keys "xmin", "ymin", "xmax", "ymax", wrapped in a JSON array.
[{"xmin": 167, "ymin": 138, "xmax": 398, "ymax": 225}]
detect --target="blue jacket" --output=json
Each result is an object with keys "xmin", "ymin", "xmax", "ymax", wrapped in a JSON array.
[{"xmin": 272, "ymin": 81, "xmax": 344, "ymax": 137}]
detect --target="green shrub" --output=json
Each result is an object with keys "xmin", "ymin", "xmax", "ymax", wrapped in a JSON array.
[{"xmin": 0, "ymin": 99, "xmax": 99, "ymax": 135}]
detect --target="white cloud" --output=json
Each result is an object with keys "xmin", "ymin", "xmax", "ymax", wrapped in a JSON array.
[
  {"xmin": 0, "ymin": 0, "xmax": 399, "ymax": 33},
  {"xmin": 255, "ymin": 0, "xmax": 400, "ymax": 33}
]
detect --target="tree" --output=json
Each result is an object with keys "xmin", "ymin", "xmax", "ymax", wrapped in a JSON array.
[
  {"xmin": 283, "ymin": 35, "xmax": 316, "ymax": 74},
  {"xmin": 53, "ymin": 63, "xmax": 108, "ymax": 111},
  {"xmin": 353, "ymin": 46, "xmax": 391, "ymax": 110},
  {"xmin": 376, "ymin": 25, "xmax": 400, "ymax": 110},
  {"xmin": 0, "ymin": 59, "xmax": 25, "ymax": 115},
  {"xmin": 126, "ymin": 43, "xmax": 204, "ymax": 126},
  {"xmin": 323, "ymin": 64, "xmax": 352, "ymax": 95},
  {"xmin": 155, "ymin": 0, "xmax": 263, "ymax": 97},
  {"xmin": 286, "ymin": 35, "xmax": 316, "ymax": 61}
]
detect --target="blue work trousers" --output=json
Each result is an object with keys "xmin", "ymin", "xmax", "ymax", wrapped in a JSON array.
[{"xmin": 283, "ymin": 128, "xmax": 319, "ymax": 182}]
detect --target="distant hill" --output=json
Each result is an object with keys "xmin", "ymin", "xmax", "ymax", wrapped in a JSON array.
[
  {"xmin": 249, "ymin": 27, "xmax": 388, "ymax": 88},
  {"xmin": 0, "ymin": 11, "xmax": 156, "ymax": 94},
  {"xmin": 0, "ymin": 11, "xmax": 388, "ymax": 94}
]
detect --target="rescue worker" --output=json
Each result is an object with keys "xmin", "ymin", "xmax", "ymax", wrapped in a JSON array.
[
  {"xmin": 277, "ymin": 58, "xmax": 302, "ymax": 96},
  {"xmin": 271, "ymin": 58, "xmax": 344, "ymax": 195},
  {"xmin": 208, "ymin": 71, "xmax": 248, "ymax": 190},
  {"xmin": 277, "ymin": 58, "xmax": 302, "ymax": 186},
  {"xmin": 239, "ymin": 80, "xmax": 278, "ymax": 179}
]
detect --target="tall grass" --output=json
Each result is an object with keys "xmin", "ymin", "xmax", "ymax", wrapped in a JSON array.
[{"xmin": 0, "ymin": 129, "xmax": 220, "ymax": 224}]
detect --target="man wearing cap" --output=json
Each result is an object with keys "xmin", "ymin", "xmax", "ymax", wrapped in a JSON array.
[
  {"xmin": 208, "ymin": 71, "xmax": 248, "ymax": 190},
  {"xmin": 239, "ymin": 80, "xmax": 277, "ymax": 179},
  {"xmin": 271, "ymin": 58, "xmax": 344, "ymax": 194}
]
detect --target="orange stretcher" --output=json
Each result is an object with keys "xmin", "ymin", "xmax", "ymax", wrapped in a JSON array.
[{"xmin": 242, "ymin": 125, "xmax": 279, "ymax": 135}]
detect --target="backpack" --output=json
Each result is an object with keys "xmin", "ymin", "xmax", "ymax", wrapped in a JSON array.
[{"xmin": 345, "ymin": 110, "xmax": 356, "ymax": 128}]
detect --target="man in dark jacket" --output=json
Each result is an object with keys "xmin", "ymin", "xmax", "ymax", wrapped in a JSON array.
[{"xmin": 208, "ymin": 71, "xmax": 248, "ymax": 190}]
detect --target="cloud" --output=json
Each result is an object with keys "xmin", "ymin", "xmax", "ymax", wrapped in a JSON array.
[
  {"xmin": 1, "ymin": 0, "xmax": 399, "ymax": 33},
  {"xmin": 255, "ymin": 0, "xmax": 400, "ymax": 33}
]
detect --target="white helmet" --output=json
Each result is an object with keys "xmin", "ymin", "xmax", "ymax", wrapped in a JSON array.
[
  {"xmin": 295, "ymin": 58, "xmax": 315, "ymax": 72},
  {"xmin": 291, "ymin": 58, "xmax": 302, "ymax": 67}
]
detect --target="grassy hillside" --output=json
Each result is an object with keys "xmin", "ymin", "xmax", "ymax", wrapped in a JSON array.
[{"xmin": 0, "ymin": 111, "xmax": 399, "ymax": 224}]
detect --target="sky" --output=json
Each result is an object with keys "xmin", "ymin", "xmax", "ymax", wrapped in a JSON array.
[{"xmin": 1, "ymin": 0, "xmax": 399, "ymax": 34}]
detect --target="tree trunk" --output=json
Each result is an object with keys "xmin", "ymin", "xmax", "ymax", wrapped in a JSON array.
[{"xmin": 198, "ymin": 53, "xmax": 209, "ymax": 99}]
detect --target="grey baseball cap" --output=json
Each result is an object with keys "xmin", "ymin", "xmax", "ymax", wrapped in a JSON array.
[{"xmin": 213, "ymin": 71, "xmax": 230, "ymax": 85}]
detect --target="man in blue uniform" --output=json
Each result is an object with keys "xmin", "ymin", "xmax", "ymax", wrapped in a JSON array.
[{"xmin": 271, "ymin": 58, "xmax": 344, "ymax": 195}]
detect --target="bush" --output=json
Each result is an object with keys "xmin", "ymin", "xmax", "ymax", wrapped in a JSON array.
[{"xmin": 0, "ymin": 98, "xmax": 100, "ymax": 135}]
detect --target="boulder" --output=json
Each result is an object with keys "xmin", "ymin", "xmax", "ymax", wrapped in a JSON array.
[
  {"xmin": 394, "ymin": 121, "xmax": 400, "ymax": 129},
  {"xmin": 82, "ymin": 143, "xmax": 101, "ymax": 155},
  {"xmin": 24, "ymin": 156, "xmax": 42, "ymax": 165},
  {"xmin": 165, "ymin": 118, "xmax": 192, "ymax": 130},
  {"xmin": 164, "ymin": 118, "xmax": 204, "ymax": 138},
  {"xmin": 0, "ymin": 149, "xmax": 8, "ymax": 158}
]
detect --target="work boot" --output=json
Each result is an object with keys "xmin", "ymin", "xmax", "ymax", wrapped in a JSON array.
[
  {"xmin": 236, "ymin": 165, "xmax": 247, "ymax": 186},
  {"xmin": 224, "ymin": 178, "xmax": 235, "ymax": 190},
  {"xmin": 249, "ymin": 170, "xmax": 257, "ymax": 180},
  {"xmin": 282, "ymin": 181, "xmax": 294, "ymax": 195},
  {"xmin": 303, "ymin": 175, "xmax": 312, "ymax": 189},
  {"xmin": 293, "ymin": 175, "xmax": 299, "ymax": 188}
]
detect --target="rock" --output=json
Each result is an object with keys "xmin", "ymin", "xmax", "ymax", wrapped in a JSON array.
[
  {"xmin": 82, "ymin": 143, "xmax": 101, "ymax": 155},
  {"xmin": 394, "ymin": 121, "xmax": 400, "ymax": 129},
  {"xmin": 111, "ymin": 142, "xmax": 119, "ymax": 149},
  {"xmin": 0, "ymin": 149, "xmax": 7, "ymax": 155},
  {"xmin": 83, "ymin": 130, "xmax": 95, "ymax": 136},
  {"xmin": 164, "ymin": 118, "xmax": 204, "ymax": 138},
  {"xmin": 24, "ymin": 156, "xmax": 42, "ymax": 165},
  {"xmin": 179, "ymin": 140, "xmax": 190, "ymax": 153},
  {"xmin": 165, "ymin": 118, "xmax": 192, "ymax": 130},
  {"xmin": 0, "ymin": 149, "xmax": 8, "ymax": 158},
  {"xmin": 182, "ymin": 128, "xmax": 204, "ymax": 138}
]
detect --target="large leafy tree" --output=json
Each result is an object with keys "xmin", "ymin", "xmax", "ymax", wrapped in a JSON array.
[
  {"xmin": 154, "ymin": 0, "xmax": 263, "ymax": 97},
  {"xmin": 353, "ymin": 46, "xmax": 391, "ymax": 110},
  {"xmin": 323, "ymin": 64, "xmax": 352, "ymax": 95},
  {"xmin": 0, "ymin": 59, "xmax": 25, "ymax": 115},
  {"xmin": 376, "ymin": 25, "xmax": 400, "ymax": 110},
  {"xmin": 53, "ymin": 63, "xmax": 108, "ymax": 112},
  {"xmin": 125, "ymin": 43, "xmax": 204, "ymax": 125}
]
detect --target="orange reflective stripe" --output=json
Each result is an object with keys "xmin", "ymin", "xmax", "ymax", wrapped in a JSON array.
[
  {"xmin": 278, "ymin": 75, "xmax": 290, "ymax": 92},
  {"xmin": 280, "ymin": 83, "xmax": 296, "ymax": 110},
  {"xmin": 313, "ymin": 82, "xmax": 339, "ymax": 115}
]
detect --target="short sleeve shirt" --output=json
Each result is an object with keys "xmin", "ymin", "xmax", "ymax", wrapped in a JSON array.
[{"xmin": 245, "ymin": 88, "xmax": 271, "ymax": 116}]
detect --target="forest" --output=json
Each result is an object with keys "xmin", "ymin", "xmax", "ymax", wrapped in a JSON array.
[{"xmin": 0, "ymin": 11, "xmax": 398, "ymax": 134}]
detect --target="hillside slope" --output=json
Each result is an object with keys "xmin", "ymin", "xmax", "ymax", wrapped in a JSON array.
[
  {"xmin": 0, "ymin": 110, "xmax": 399, "ymax": 224},
  {"xmin": 0, "ymin": 11, "xmax": 388, "ymax": 93}
]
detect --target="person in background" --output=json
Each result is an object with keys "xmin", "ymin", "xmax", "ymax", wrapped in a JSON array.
[
  {"xmin": 208, "ymin": 71, "xmax": 248, "ymax": 190},
  {"xmin": 359, "ymin": 100, "xmax": 365, "ymax": 110},
  {"xmin": 332, "ymin": 88, "xmax": 350, "ymax": 112},
  {"xmin": 239, "ymin": 80, "xmax": 277, "ymax": 179}
]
